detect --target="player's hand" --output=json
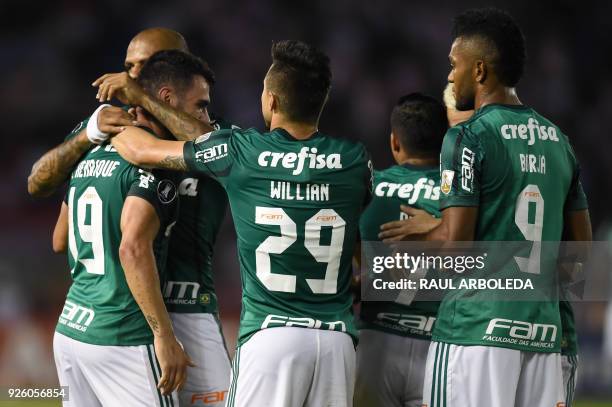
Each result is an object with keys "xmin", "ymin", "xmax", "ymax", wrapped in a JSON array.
[
  {"xmin": 154, "ymin": 334, "xmax": 196, "ymax": 395},
  {"xmin": 92, "ymin": 72, "xmax": 146, "ymax": 105},
  {"xmin": 97, "ymin": 106, "xmax": 136, "ymax": 134},
  {"xmin": 378, "ymin": 205, "xmax": 440, "ymax": 242}
]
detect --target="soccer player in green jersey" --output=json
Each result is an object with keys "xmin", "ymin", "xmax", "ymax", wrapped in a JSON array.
[
  {"xmin": 109, "ymin": 40, "xmax": 372, "ymax": 407},
  {"xmin": 128, "ymin": 49, "xmax": 233, "ymax": 407},
  {"xmin": 27, "ymin": 27, "xmax": 211, "ymax": 198},
  {"xmin": 354, "ymin": 93, "xmax": 447, "ymax": 407},
  {"xmin": 449, "ymin": 82, "xmax": 583, "ymax": 407},
  {"xmin": 406, "ymin": 8, "xmax": 592, "ymax": 407},
  {"xmin": 51, "ymin": 101, "xmax": 192, "ymax": 405}
]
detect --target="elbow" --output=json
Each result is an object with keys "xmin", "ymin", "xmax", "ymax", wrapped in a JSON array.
[
  {"xmin": 125, "ymin": 147, "xmax": 147, "ymax": 167},
  {"xmin": 27, "ymin": 175, "xmax": 49, "ymax": 198},
  {"xmin": 119, "ymin": 238, "xmax": 149, "ymax": 267},
  {"xmin": 52, "ymin": 239, "xmax": 67, "ymax": 254}
]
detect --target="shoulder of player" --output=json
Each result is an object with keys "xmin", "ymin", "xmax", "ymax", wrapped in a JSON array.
[
  {"xmin": 443, "ymin": 123, "xmax": 474, "ymax": 144},
  {"xmin": 193, "ymin": 126, "xmax": 258, "ymax": 145},
  {"xmin": 317, "ymin": 132, "xmax": 371, "ymax": 161},
  {"xmin": 209, "ymin": 112, "xmax": 240, "ymax": 130},
  {"xmin": 377, "ymin": 164, "xmax": 438, "ymax": 182}
]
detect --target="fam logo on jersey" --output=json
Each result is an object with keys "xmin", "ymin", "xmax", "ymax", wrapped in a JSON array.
[
  {"xmin": 483, "ymin": 318, "xmax": 557, "ymax": 348},
  {"xmin": 440, "ymin": 170, "xmax": 455, "ymax": 194},
  {"xmin": 58, "ymin": 300, "xmax": 95, "ymax": 332},
  {"xmin": 500, "ymin": 117, "xmax": 560, "ymax": 146},
  {"xmin": 163, "ymin": 281, "xmax": 200, "ymax": 305},
  {"xmin": 157, "ymin": 180, "xmax": 178, "ymax": 204},
  {"xmin": 261, "ymin": 314, "xmax": 347, "ymax": 332},
  {"xmin": 376, "ymin": 312, "xmax": 436, "ymax": 334},
  {"xmin": 195, "ymin": 143, "xmax": 228, "ymax": 163},
  {"xmin": 258, "ymin": 147, "xmax": 342, "ymax": 175},
  {"xmin": 460, "ymin": 147, "xmax": 475, "ymax": 192}
]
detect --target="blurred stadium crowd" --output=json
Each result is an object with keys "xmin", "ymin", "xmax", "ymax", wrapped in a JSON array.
[{"xmin": 1, "ymin": 0, "xmax": 611, "ymax": 399}]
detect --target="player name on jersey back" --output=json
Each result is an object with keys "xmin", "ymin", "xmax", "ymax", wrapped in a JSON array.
[
  {"xmin": 433, "ymin": 104, "xmax": 589, "ymax": 353},
  {"xmin": 359, "ymin": 164, "xmax": 441, "ymax": 339},
  {"xmin": 184, "ymin": 127, "xmax": 372, "ymax": 346},
  {"xmin": 57, "ymin": 142, "xmax": 177, "ymax": 346}
]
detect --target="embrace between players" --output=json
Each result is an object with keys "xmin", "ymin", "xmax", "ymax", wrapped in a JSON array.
[{"xmin": 28, "ymin": 7, "xmax": 591, "ymax": 407}]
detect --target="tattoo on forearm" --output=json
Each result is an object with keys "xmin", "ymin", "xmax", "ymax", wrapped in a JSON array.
[
  {"xmin": 28, "ymin": 133, "xmax": 90, "ymax": 196},
  {"xmin": 143, "ymin": 97, "xmax": 212, "ymax": 141},
  {"xmin": 159, "ymin": 155, "xmax": 188, "ymax": 171},
  {"xmin": 145, "ymin": 315, "xmax": 160, "ymax": 334}
]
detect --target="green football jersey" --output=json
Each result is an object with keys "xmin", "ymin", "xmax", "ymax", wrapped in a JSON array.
[
  {"xmin": 183, "ymin": 127, "xmax": 372, "ymax": 346},
  {"xmin": 163, "ymin": 117, "xmax": 236, "ymax": 313},
  {"xmin": 64, "ymin": 118, "xmax": 89, "ymax": 141},
  {"xmin": 359, "ymin": 164, "xmax": 441, "ymax": 339},
  {"xmin": 434, "ymin": 104, "xmax": 588, "ymax": 353},
  {"xmin": 560, "ymin": 300, "xmax": 578, "ymax": 356},
  {"xmin": 55, "ymin": 142, "xmax": 178, "ymax": 346}
]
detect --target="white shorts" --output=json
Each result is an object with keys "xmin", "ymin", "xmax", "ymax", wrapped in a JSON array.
[
  {"xmin": 226, "ymin": 327, "xmax": 355, "ymax": 407},
  {"xmin": 169, "ymin": 312, "xmax": 231, "ymax": 407},
  {"xmin": 53, "ymin": 331, "xmax": 178, "ymax": 407},
  {"xmin": 423, "ymin": 341, "xmax": 564, "ymax": 407},
  {"xmin": 355, "ymin": 329, "xmax": 430, "ymax": 407},
  {"xmin": 561, "ymin": 354, "xmax": 579, "ymax": 407}
]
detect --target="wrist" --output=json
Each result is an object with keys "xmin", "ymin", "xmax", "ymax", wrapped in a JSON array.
[
  {"xmin": 153, "ymin": 329, "xmax": 175, "ymax": 339},
  {"xmin": 86, "ymin": 104, "xmax": 112, "ymax": 144}
]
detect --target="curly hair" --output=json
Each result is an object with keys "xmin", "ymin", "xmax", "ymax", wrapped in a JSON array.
[{"xmin": 452, "ymin": 8, "xmax": 526, "ymax": 87}]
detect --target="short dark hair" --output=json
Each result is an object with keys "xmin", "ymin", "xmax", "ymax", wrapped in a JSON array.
[
  {"xmin": 390, "ymin": 93, "xmax": 447, "ymax": 156},
  {"xmin": 137, "ymin": 50, "xmax": 215, "ymax": 95},
  {"xmin": 452, "ymin": 8, "xmax": 526, "ymax": 87},
  {"xmin": 266, "ymin": 40, "xmax": 332, "ymax": 123}
]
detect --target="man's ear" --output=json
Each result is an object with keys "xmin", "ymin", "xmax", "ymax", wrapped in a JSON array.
[
  {"xmin": 475, "ymin": 59, "xmax": 487, "ymax": 83},
  {"xmin": 390, "ymin": 131, "xmax": 401, "ymax": 152},
  {"xmin": 158, "ymin": 86, "xmax": 175, "ymax": 106},
  {"xmin": 269, "ymin": 91, "xmax": 279, "ymax": 113}
]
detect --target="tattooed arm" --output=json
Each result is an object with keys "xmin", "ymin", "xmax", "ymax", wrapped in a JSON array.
[
  {"xmin": 93, "ymin": 72, "xmax": 213, "ymax": 141},
  {"xmin": 111, "ymin": 126, "xmax": 188, "ymax": 171},
  {"xmin": 119, "ymin": 195, "xmax": 193, "ymax": 394},
  {"xmin": 27, "ymin": 130, "xmax": 91, "ymax": 197},
  {"xmin": 28, "ymin": 107, "xmax": 134, "ymax": 197}
]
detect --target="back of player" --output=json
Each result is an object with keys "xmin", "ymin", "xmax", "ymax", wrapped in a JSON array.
[
  {"xmin": 355, "ymin": 94, "xmax": 445, "ymax": 407},
  {"xmin": 184, "ymin": 125, "xmax": 371, "ymax": 407},
  {"xmin": 427, "ymin": 104, "xmax": 587, "ymax": 407},
  {"xmin": 433, "ymin": 104, "xmax": 582, "ymax": 347},
  {"xmin": 133, "ymin": 49, "xmax": 234, "ymax": 407},
  {"xmin": 54, "ymin": 142, "xmax": 179, "ymax": 407},
  {"xmin": 421, "ymin": 9, "xmax": 590, "ymax": 407},
  {"xmin": 109, "ymin": 40, "xmax": 372, "ymax": 407}
]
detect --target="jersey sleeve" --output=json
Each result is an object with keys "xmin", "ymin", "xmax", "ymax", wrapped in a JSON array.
[
  {"xmin": 183, "ymin": 129, "xmax": 235, "ymax": 183},
  {"xmin": 439, "ymin": 126, "xmax": 484, "ymax": 210},
  {"xmin": 564, "ymin": 164, "xmax": 589, "ymax": 211},
  {"xmin": 64, "ymin": 118, "xmax": 89, "ymax": 142},
  {"xmin": 125, "ymin": 167, "xmax": 178, "ymax": 224}
]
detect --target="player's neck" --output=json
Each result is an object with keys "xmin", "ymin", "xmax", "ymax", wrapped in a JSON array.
[
  {"xmin": 475, "ymin": 86, "xmax": 521, "ymax": 110},
  {"xmin": 398, "ymin": 156, "xmax": 438, "ymax": 168},
  {"xmin": 270, "ymin": 116, "xmax": 318, "ymax": 140}
]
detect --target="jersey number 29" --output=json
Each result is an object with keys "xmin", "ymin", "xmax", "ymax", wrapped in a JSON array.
[{"xmin": 255, "ymin": 207, "xmax": 345, "ymax": 294}]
